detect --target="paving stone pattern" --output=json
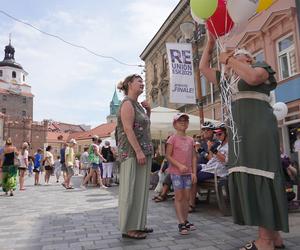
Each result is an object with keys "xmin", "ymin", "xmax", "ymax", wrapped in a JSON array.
[{"xmin": 0, "ymin": 176, "xmax": 300, "ymax": 250}]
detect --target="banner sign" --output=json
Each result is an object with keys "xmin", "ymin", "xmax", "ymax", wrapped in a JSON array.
[{"xmin": 166, "ymin": 43, "xmax": 196, "ymax": 104}]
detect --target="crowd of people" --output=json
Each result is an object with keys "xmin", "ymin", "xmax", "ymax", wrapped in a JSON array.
[
  {"xmin": 113, "ymin": 27, "xmax": 300, "ymax": 247},
  {"xmin": 0, "ymin": 136, "xmax": 117, "ymax": 195},
  {"xmin": 1, "ymin": 34, "xmax": 300, "ymax": 248}
]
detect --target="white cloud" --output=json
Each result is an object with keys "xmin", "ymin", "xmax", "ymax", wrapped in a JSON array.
[{"xmin": 0, "ymin": 1, "xmax": 180, "ymax": 127}]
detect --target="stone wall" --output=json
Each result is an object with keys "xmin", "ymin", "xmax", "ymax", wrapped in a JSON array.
[{"xmin": 2, "ymin": 117, "xmax": 48, "ymax": 155}]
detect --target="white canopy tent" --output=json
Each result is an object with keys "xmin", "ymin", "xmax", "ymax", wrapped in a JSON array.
[{"xmin": 150, "ymin": 106, "xmax": 218, "ymax": 140}]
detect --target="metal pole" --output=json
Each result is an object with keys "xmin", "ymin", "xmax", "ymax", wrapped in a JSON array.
[
  {"xmin": 296, "ymin": 0, "xmax": 300, "ymax": 34},
  {"xmin": 193, "ymin": 22, "xmax": 204, "ymax": 128}
]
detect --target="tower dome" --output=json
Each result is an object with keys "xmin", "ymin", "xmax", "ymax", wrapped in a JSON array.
[{"xmin": 0, "ymin": 39, "xmax": 23, "ymax": 70}]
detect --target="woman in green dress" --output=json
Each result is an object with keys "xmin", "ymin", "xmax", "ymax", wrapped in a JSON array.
[
  {"xmin": 1, "ymin": 138, "xmax": 18, "ymax": 196},
  {"xmin": 200, "ymin": 32, "xmax": 288, "ymax": 250},
  {"xmin": 116, "ymin": 74, "xmax": 153, "ymax": 239}
]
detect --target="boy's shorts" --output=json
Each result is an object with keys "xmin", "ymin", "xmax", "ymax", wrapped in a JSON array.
[
  {"xmin": 170, "ymin": 174, "xmax": 192, "ymax": 191},
  {"xmin": 66, "ymin": 166, "xmax": 74, "ymax": 176}
]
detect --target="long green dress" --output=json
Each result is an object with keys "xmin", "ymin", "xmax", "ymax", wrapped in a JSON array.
[
  {"xmin": 224, "ymin": 62, "xmax": 289, "ymax": 232},
  {"xmin": 116, "ymin": 97, "xmax": 153, "ymax": 233},
  {"xmin": 2, "ymin": 152, "xmax": 18, "ymax": 193}
]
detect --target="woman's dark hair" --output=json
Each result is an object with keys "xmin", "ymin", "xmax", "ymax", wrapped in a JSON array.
[
  {"xmin": 117, "ymin": 74, "xmax": 142, "ymax": 95},
  {"xmin": 46, "ymin": 145, "xmax": 52, "ymax": 151}
]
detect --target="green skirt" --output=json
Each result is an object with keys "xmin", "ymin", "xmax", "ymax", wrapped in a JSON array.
[
  {"xmin": 2, "ymin": 165, "xmax": 18, "ymax": 193},
  {"xmin": 118, "ymin": 156, "xmax": 151, "ymax": 233},
  {"xmin": 228, "ymin": 98, "xmax": 289, "ymax": 232}
]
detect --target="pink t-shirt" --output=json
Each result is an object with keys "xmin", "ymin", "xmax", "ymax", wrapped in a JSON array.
[{"xmin": 167, "ymin": 134, "xmax": 194, "ymax": 175}]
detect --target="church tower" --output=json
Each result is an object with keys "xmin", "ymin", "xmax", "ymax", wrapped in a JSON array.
[
  {"xmin": 106, "ymin": 89, "xmax": 121, "ymax": 123},
  {"xmin": 0, "ymin": 38, "xmax": 33, "ymax": 119}
]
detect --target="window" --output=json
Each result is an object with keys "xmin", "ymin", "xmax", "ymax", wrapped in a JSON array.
[
  {"xmin": 277, "ymin": 34, "xmax": 297, "ymax": 80},
  {"xmin": 153, "ymin": 64, "xmax": 158, "ymax": 81},
  {"xmin": 254, "ymin": 50, "xmax": 265, "ymax": 62},
  {"xmin": 12, "ymin": 71, "xmax": 16, "ymax": 78},
  {"xmin": 0, "ymin": 70, "xmax": 2, "ymax": 77},
  {"xmin": 22, "ymin": 97, "xmax": 26, "ymax": 104},
  {"xmin": 161, "ymin": 87, "xmax": 168, "ymax": 107},
  {"xmin": 22, "ymin": 110, "xmax": 26, "ymax": 117},
  {"xmin": 2, "ymin": 95, "xmax": 7, "ymax": 101},
  {"xmin": 23, "ymin": 75, "xmax": 25, "ymax": 81},
  {"xmin": 200, "ymin": 75, "xmax": 206, "ymax": 96},
  {"xmin": 162, "ymin": 54, "xmax": 169, "ymax": 73},
  {"xmin": 1, "ymin": 108, "xmax": 6, "ymax": 114}
]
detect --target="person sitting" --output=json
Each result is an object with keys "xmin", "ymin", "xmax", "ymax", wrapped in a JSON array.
[
  {"xmin": 280, "ymin": 151, "xmax": 298, "ymax": 204},
  {"xmin": 197, "ymin": 124, "xmax": 228, "ymax": 183},
  {"xmin": 153, "ymin": 158, "xmax": 172, "ymax": 202}
]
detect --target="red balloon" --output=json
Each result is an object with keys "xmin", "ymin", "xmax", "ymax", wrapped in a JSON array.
[{"xmin": 206, "ymin": 0, "xmax": 234, "ymax": 37}]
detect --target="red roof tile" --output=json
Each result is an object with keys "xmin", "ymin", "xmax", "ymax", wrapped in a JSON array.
[
  {"xmin": 47, "ymin": 132, "xmax": 70, "ymax": 142},
  {"xmin": 69, "ymin": 122, "xmax": 116, "ymax": 140},
  {"xmin": 48, "ymin": 122, "xmax": 86, "ymax": 133}
]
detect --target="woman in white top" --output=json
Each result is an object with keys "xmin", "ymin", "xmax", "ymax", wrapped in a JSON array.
[
  {"xmin": 44, "ymin": 145, "xmax": 54, "ymax": 185},
  {"xmin": 19, "ymin": 142, "xmax": 29, "ymax": 191}
]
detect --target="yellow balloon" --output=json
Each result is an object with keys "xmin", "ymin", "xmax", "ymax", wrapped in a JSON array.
[{"xmin": 257, "ymin": 0, "xmax": 273, "ymax": 13}]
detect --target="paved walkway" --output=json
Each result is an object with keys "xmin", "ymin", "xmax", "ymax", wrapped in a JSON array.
[{"xmin": 0, "ymin": 176, "xmax": 300, "ymax": 250}]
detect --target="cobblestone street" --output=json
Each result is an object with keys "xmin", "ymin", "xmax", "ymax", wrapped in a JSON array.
[{"xmin": 0, "ymin": 176, "xmax": 300, "ymax": 250}]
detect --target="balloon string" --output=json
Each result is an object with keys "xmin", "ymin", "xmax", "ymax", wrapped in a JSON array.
[{"xmin": 208, "ymin": 17, "xmax": 240, "ymax": 162}]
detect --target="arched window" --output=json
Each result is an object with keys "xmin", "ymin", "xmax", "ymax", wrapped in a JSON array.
[
  {"xmin": 12, "ymin": 71, "xmax": 16, "ymax": 78},
  {"xmin": 22, "ymin": 110, "xmax": 26, "ymax": 117}
]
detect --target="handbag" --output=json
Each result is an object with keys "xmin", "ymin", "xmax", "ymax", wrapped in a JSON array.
[{"xmin": 14, "ymin": 153, "xmax": 21, "ymax": 167}]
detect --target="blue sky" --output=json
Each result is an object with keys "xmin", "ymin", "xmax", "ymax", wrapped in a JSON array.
[{"xmin": 0, "ymin": 0, "xmax": 179, "ymax": 127}]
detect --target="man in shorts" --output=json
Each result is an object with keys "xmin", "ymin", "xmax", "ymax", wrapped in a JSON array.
[{"xmin": 64, "ymin": 139, "xmax": 77, "ymax": 189}]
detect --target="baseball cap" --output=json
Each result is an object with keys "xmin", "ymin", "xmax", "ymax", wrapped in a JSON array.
[
  {"xmin": 173, "ymin": 113, "xmax": 189, "ymax": 123},
  {"xmin": 69, "ymin": 138, "xmax": 77, "ymax": 144},
  {"xmin": 214, "ymin": 129, "xmax": 224, "ymax": 133}
]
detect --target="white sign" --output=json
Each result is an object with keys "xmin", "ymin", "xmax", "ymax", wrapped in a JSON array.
[{"xmin": 166, "ymin": 43, "xmax": 196, "ymax": 104}]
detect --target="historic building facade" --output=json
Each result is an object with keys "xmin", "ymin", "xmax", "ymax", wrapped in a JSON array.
[
  {"xmin": 106, "ymin": 89, "xmax": 121, "ymax": 123},
  {"xmin": 140, "ymin": 0, "xmax": 222, "ymax": 121},
  {"xmin": 141, "ymin": 0, "xmax": 300, "ymax": 156},
  {"xmin": 0, "ymin": 40, "xmax": 33, "ymax": 119},
  {"xmin": 0, "ymin": 40, "xmax": 47, "ymax": 152}
]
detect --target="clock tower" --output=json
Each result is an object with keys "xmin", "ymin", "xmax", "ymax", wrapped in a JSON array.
[{"xmin": 0, "ymin": 38, "xmax": 33, "ymax": 119}]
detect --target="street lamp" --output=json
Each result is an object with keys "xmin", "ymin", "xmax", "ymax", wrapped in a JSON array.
[{"xmin": 180, "ymin": 21, "xmax": 205, "ymax": 126}]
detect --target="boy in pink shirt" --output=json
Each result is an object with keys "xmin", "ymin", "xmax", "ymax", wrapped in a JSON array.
[{"xmin": 166, "ymin": 113, "xmax": 197, "ymax": 235}]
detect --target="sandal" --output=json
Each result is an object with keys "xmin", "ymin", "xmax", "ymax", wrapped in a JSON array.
[
  {"xmin": 185, "ymin": 220, "xmax": 196, "ymax": 231},
  {"xmin": 122, "ymin": 231, "xmax": 147, "ymax": 240},
  {"xmin": 154, "ymin": 195, "xmax": 166, "ymax": 202},
  {"xmin": 152, "ymin": 195, "xmax": 159, "ymax": 200},
  {"xmin": 139, "ymin": 227, "xmax": 153, "ymax": 233},
  {"xmin": 178, "ymin": 223, "xmax": 189, "ymax": 235},
  {"xmin": 240, "ymin": 241, "xmax": 258, "ymax": 250}
]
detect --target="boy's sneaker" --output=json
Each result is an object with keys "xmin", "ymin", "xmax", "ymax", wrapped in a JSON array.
[{"xmin": 80, "ymin": 185, "xmax": 87, "ymax": 190}]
